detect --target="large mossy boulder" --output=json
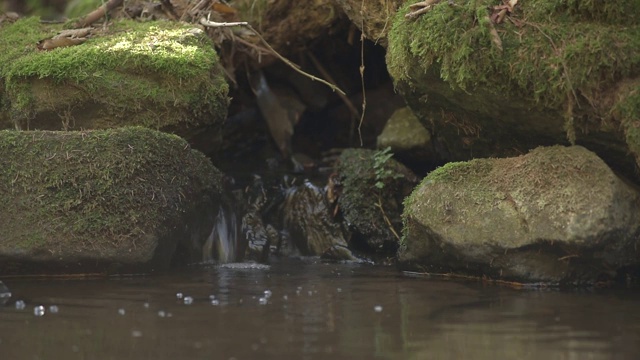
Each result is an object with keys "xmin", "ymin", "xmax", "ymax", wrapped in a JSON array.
[
  {"xmin": 335, "ymin": 148, "xmax": 418, "ymax": 255},
  {"xmin": 0, "ymin": 17, "xmax": 229, "ymax": 151},
  {"xmin": 399, "ymin": 146, "xmax": 640, "ymax": 285},
  {"xmin": 0, "ymin": 127, "xmax": 223, "ymax": 274},
  {"xmin": 387, "ymin": 0, "xmax": 640, "ymax": 181}
]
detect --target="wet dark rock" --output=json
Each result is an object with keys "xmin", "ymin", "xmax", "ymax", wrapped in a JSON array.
[
  {"xmin": 0, "ymin": 127, "xmax": 225, "ymax": 275},
  {"xmin": 399, "ymin": 146, "xmax": 640, "ymax": 285},
  {"xmin": 239, "ymin": 175, "xmax": 286, "ymax": 262},
  {"xmin": 320, "ymin": 244, "xmax": 361, "ymax": 262},
  {"xmin": 238, "ymin": 175, "xmax": 358, "ymax": 261},
  {"xmin": 335, "ymin": 148, "xmax": 418, "ymax": 255},
  {"xmin": 283, "ymin": 180, "xmax": 349, "ymax": 256}
]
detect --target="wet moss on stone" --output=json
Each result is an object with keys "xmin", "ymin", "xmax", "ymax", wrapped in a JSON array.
[
  {"xmin": 387, "ymin": 0, "xmax": 640, "ymax": 108},
  {"xmin": 615, "ymin": 80, "xmax": 640, "ymax": 164},
  {"xmin": 337, "ymin": 148, "xmax": 417, "ymax": 254},
  {"xmin": 0, "ymin": 127, "xmax": 222, "ymax": 266}
]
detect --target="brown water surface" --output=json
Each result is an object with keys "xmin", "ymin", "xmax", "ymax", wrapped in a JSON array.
[{"xmin": 1, "ymin": 259, "xmax": 639, "ymax": 359}]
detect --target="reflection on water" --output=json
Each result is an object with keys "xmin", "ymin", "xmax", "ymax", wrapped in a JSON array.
[{"xmin": 1, "ymin": 259, "xmax": 639, "ymax": 360}]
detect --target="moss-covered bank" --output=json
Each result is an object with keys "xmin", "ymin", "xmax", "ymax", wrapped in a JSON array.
[
  {"xmin": 0, "ymin": 17, "xmax": 228, "ymax": 143},
  {"xmin": 386, "ymin": 0, "xmax": 640, "ymax": 179},
  {"xmin": 0, "ymin": 127, "xmax": 222, "ymax": 274},
  {"xmin": 388, "ymin": 0, "xmax": 640, "ymax": 106}
]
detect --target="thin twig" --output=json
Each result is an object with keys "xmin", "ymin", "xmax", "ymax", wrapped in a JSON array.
[
  {"xmin": 358, "ymin": 19, "xmax": 366, "ymax": 146},
  {"xmin": 375, "ymin": 196, "xmax": 401, "ymax": 241},
  {"xmin": 358, "ymin": 0, "xmax": 367, "ymax": 146},
  {"xmin": 200, "ymin": 17, "xmax": 248, "ymax": 27}
]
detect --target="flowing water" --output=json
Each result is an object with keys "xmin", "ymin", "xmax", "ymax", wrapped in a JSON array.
[{"xmin": 1, "ymin": 259, "xmax": 639, "ymax": 360}]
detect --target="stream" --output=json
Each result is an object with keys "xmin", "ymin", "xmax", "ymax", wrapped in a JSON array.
[{"xmin": 1, "ymin": 258, "xmax": 639, "ymax": 359}]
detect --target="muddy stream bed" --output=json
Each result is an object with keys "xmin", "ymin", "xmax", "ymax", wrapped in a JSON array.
[{"xmin": 1, "ymin": 259, "xmax": 640, "ymax": 359}]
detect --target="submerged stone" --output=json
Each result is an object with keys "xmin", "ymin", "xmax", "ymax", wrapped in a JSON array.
[
  {"xmin": 0, "ymin": 18, "xmax": 229, "ymax": 152},
  {"xmin": 399, "ymin": 146, "xmax": 640, "ymax": 285},
  {"xmin": 0, "ymin": 127, "xmax": 224, "ymax": 274}
]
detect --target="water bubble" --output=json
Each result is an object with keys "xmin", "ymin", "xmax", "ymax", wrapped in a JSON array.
[
  {"xmin": 336, "ymin": 288, "xmax": 342, "ymax": 293},
  {"xmin": 264, "ymin": 290, "xmax": 272, "ymax": 298},
  {"xmin": 374, "ymin": 305, "xmax": 383, "ymax": 312},
  {"xmin": 158, "ymin": 310, "xmax": 166, "ymax": 318},
  {"xmin": 282, "ymin": 295, "xmax": 288, "ymax": 301},
  {"xmin": 49, "ymin": 305, "xmax": 59, "ymax": 314},
  {"xmin": 210, "ymin": 299, "xmax": 220, "ymax": 306},
  {"xmin": 209, "ymin": 295, "xmax": 216, "ymax": 301},
  {"xmin": 15, "ymin": 300, "xmax": 26, "ymax": 310},
  {"xmin": 131, "ymin": 330, "xmax": 143, "ymax": 338},
  {"xmin": 34, "ymin": 305, "xmax": 45, "ymax": 316},
  {"xmin": 176, "ymin": 292, "xmax": 183, "ymax": 299},
  {"xmin": 166, "ymin": 312, "xmax": 173, "ymax": 318},
  {"xmin": 183, "ymin": 296, "xmax": 194, "ymax": 305},
  {"xmin": 118, "ymin": 308, "xmax": 126, "ymax": 316},
  {"xmin": 258, "ymin": 297, "xmax": 268, "ymax": 305},
  {"xmin": 143, "ymin": 302, "xmax": 150, "ymax": 309},
  {"xmin": 308, "ymin": 291, "xmax": 313, "ymax": 296}
]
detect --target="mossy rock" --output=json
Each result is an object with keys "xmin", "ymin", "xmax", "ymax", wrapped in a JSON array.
[
  {"xmin": 400, "ymin": 145, "xmax": 640, "ymax": 285},
  {"xmin": 0, "ymin": 127, "xmax": 224, "ymax": 274},
  {"xmin": 377, "ymin": 106, "xmax": 435, "ymax": 167},
  {"xmin": 0, "ymin": 17, "xmax": 229, "ymax": 150},
  {"xmin": 335, "ymin": 148, "xmax": 418, "ymax": 255},
  {"xmin": 387, "ymin": 0, "xmax": 640, "ymax": 180}
]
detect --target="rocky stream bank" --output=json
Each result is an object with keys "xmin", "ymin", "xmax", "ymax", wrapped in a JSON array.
[{"xmin": 1, "ymin": 0, "xmax": 639, "ymax": 286}]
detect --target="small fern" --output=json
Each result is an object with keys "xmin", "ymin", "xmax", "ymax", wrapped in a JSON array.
[{"xmin": 373, "ymin": 147, "xmax": 404, "ymax": 189}]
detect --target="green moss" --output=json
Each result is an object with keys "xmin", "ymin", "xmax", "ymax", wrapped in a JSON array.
[
  {"xmin": 403, "ymin": 158, "xmax": 492, "ymax": 221},
  {"xmin": 615, "ymin": 81, "xmax": 640, "ymax": 159},
  {"xmin": 0, "ymin": 17, "xmax": 228, "ymax": 130},
  {"xmin": 0, "ymin": 127, "xmax": 221, "ymax": 252},
  {"xmin": 387, "ymin": 0, "xmax": 640, "ymax": 108}
]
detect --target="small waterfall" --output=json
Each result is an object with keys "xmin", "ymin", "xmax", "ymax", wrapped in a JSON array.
[{"xmin": 203, "ymin": 203, "xmax": 243, "ymax": 263}]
